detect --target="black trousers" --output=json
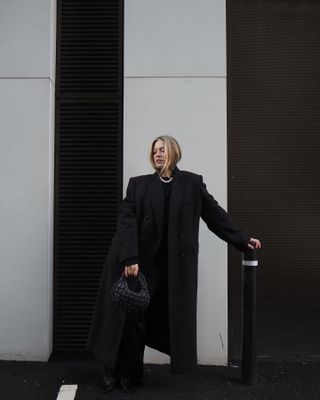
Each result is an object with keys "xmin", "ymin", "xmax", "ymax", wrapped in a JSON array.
[
  {"xmin": 113, "ymin": 271, "xmax": 170, "ymax": 382},
  {"xmin": 114, "ymin": 310, "xmax": 145, "ymax": 382}
]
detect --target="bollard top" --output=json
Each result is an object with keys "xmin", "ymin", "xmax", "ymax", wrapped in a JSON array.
[
  {"xmin": 243, "ymin": 248, "xmax": 258, "ymax": 260},
  {"xmin": 242, "ymin": 249, "xmax": 258, "ymax": 266}
]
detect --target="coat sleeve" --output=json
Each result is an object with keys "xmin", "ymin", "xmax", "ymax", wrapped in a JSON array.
[
  {"xmin": 200, "ymin": 176, "xmax": 250, "ymax": 251},
  {"xmin": 115, "ymin": 177, "xmax": 139, "ymax": 265}
]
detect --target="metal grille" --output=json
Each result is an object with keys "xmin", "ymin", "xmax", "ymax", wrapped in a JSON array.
[
  {"xmin": 54, "ymin": 0, "xmax": 123, "ymax": 352},
  {"xmin": 58, "ymin": 0, "xmax": 121, "ymax": 97},
  {"xmin": 228, "ymin": 0, "xmax": 320, "ymax": 360}
]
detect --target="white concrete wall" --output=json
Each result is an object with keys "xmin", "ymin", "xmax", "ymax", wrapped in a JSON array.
[
  {"xmin": 0, "ymin": 0, "xmax": 56, "ymax": 360},
  {"xmin": 124, "ymin": 0, "xmax": 229, "ymax": 364}
]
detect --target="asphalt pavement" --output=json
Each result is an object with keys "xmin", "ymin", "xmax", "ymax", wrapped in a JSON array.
[{"xmin": 0, "ymin": 355, "xmax": 320, "ymax": 400}]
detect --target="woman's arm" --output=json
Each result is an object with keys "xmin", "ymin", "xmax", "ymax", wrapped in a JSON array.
[{"xmin": 200, "ymin": 177, "xmax": 259, "ymax": 251}]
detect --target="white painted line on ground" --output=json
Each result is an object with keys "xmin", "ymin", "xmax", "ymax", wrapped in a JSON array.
[{"xmin": 56, "ymin": 385, "xmax": 78, "ymax": 400}]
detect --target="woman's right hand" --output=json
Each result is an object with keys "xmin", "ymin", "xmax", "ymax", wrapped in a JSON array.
[{"xmin": 124, "ymin": 264, "xmax": 139, "ymax": 277}]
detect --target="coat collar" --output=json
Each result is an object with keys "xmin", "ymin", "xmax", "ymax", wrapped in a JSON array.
[{"xmin": 149, "ymin": 166, "xmax": 186, "ymax": 234}]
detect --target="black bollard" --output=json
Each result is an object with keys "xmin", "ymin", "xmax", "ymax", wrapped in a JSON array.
[{"xmin": 241, "ymin": 248, "xmax": 258, "ymax": 384}]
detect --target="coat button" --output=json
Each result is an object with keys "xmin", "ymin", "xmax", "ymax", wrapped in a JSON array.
[
  {"xmin": 179, "ymin": 233, "xmax": 184, "ymax": 238},
  {"xmin": 181, "ymin": 253, "xmax": 185, "ymax": 257},
  {"xmin": 145, "ymin": 215, "xmax": 150, "ymax": 221},
  {"xmin": 140, "ymin": 235, "xmax": 146, "ymax": 240}
]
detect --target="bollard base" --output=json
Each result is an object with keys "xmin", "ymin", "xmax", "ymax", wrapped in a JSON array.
[{"xmin": 241, "ymin": 373, "xmax": 257, "ymax": 385}]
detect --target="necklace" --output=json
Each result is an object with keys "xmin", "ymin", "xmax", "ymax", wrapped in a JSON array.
[{"xmin": 159, "ymin": 175, "xmax": 173, "ymax": 183}]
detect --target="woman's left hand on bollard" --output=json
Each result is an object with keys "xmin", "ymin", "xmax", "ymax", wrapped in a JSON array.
[{"xmin": 248, "ymin": 238, "xmax": 262, "ymax": 249}]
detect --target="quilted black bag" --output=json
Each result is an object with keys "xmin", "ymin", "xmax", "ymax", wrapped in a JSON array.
[{"xmin": 111, "ymin": 272, "xmax": 150, "ymax": 314}]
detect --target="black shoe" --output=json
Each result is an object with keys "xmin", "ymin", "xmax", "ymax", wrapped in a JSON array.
[
  {"xmin": 102, "ymin": 367, "xmax": 117, "ymax": 393},
  {"xmin": 119, "ymin": 374, "xmax": 135, "ymax": 394}
]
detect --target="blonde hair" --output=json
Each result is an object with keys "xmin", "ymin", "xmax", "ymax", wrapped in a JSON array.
[{"xmin": 149, "ymin": 135, "xmax": 182, "ymax": 177}]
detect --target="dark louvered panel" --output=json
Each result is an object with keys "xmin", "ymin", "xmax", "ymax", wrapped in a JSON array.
[
  {"xmin": 58, "ymin": 0, "xmax": 121, "ymax": 97},
  {"xmin": 228, "ymin": 1, "xmax": 320, "ymax": 360},
  {"xmin": 55, "ymin": 101, "xmax": 121, "ymax": 350},
  {"xmin": 54, "ymin": 0, "xmax": 123, "ymax": 352}
]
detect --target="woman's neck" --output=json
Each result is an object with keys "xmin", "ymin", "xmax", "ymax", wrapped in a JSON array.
[{"xmin": 157, "ymin": 169, "xmax": 172, "ymax": 178}]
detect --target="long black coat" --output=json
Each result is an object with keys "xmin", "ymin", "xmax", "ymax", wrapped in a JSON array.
[{"xmin": 87, "ymin": 167, "xmax": 250, "ymax": 372}]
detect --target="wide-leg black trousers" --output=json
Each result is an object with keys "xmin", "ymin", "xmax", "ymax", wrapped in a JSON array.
[
  {"xmin": 114, "ymin": 309, "xmax": 145, "ymax": 382},
  {"xmin": 113, "ymin": 269, "xmax": 170, "ymax": 382}
]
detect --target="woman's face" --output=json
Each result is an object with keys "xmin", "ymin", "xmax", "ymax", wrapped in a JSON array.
[{"xmin": 153, "ymin": 140, "xmax": 166, "ymax": 169}]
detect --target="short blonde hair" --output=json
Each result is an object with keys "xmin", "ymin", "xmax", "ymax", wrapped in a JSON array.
[{"xmin": 149, "ymin": 136, "xmax": 182, "ymax": 176}]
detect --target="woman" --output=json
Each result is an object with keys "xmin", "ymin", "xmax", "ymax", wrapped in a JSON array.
[{"xmin": 87, "ymin": 136, "xmax": 261, "ymax": 393}]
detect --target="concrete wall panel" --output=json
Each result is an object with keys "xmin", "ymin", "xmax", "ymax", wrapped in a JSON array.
[
  {"xmin": 0, "ymin": 0, "xmax": 54, "ymax": 78},
  {"xmin": 124, "ymin": 76, "xmax": 228, "ymax": 364},
  {"xmin": 0, "ymin": 79, "xmax": 53, "ymax": 360},
  {"xmin": 125, "ymin": 0, "xmax": 226, "ymax": 77}
]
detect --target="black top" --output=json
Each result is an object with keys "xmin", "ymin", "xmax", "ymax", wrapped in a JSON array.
[
  {"xmin": 161, "ymin": 177, "xmax": 172, "ymax": 236},
  {"xmin": 157, "ymin": 177, "xmax": 172, "ymax": 263}
]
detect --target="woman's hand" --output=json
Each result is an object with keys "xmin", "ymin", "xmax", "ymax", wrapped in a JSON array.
[
  {"xmin": 248, "ymin": 238, "xmax": 262, "ymax": 249},
  {"xmin": 124, "ymin": 264, "xmax": 139, "ymax": 277}
]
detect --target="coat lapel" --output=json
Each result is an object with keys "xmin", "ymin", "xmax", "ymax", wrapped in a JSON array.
[
  {"xmin": 149, "ymin": 172, "xmax": 164, "ymax": 234},
  {"xmin": 168, "ymin": 167, "xmax": 186, "ymax": 229}
]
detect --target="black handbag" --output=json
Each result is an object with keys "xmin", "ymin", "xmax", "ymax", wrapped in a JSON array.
[{"xmin": 111, "ymin": 272, "xmax": 150, "ymax": 314}]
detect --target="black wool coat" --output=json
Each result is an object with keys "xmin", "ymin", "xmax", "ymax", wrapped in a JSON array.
[{"xmin": 86, "ymin": 167, "xmax": 250, "ymax": 373}]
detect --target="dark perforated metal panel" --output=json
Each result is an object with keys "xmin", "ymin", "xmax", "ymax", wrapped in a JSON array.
[
  {"xmin": 228, "ymin": 0, "xmax": 320, "ymax": 360},
  {"xmin": 54, "ymin": 0, "xmax": 123, "ymax": 352}
]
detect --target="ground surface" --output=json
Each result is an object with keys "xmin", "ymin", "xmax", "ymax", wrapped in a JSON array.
[{"xmin": 0, "ymin": 358, "xmax": 319, "ymax": 399}]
